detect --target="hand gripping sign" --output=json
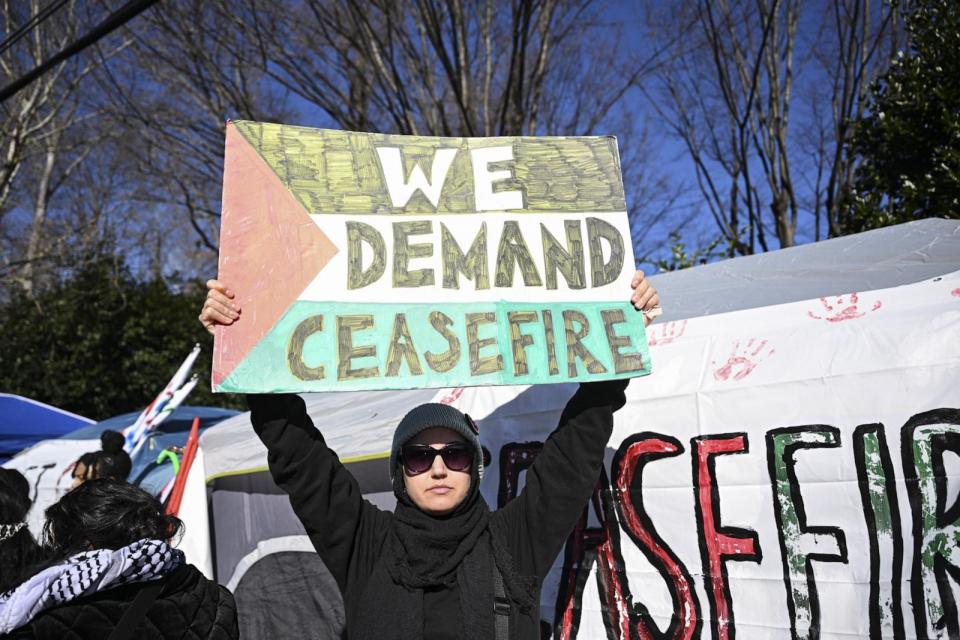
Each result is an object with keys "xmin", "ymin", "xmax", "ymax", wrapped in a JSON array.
[{"xmin": 213, "ymin": 121, "xmax": 651, "ymax": 393}]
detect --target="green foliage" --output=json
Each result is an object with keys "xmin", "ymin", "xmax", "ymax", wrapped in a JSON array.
[
  {"xmin": 651, "ymin": 231, "xmax": 725, "ymax": 272},
  {"xmin": 0, "ymin": 257, "xmax": 244, "ymax": 420},
  {"xmin": 848, "ymin": 0, "xmax": 960, "ymax": 231}
]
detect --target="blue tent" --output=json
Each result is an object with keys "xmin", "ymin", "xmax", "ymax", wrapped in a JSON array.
[
  {"xmin": 63, "ymin": 405, "xmax": 240, "ymax": 494},
  {"xmin": 0, "ymin": 394, "xmax": 94, "ymax": 463}
]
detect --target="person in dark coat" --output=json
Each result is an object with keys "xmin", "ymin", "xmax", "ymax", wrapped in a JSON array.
[
  {"xmin": 0, "ymin": 479, "xmax": 237, "ymax": 640},
  {"xmin": 200, "ymin": 271, "xmax": 660, "ymax": 639},
  {"xmin": 0, "ymin": 469, "xmax": 45, "ymax": 595}
]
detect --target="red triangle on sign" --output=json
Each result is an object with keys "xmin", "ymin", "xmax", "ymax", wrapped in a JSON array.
[{"xmin": 213, "ymin": 122, "xmax": 338, "ymax": 388}]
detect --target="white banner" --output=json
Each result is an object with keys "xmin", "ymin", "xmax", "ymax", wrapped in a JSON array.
[{"xmin": 454, "ymin": 271, "xmax": 960, "ymax": 639}]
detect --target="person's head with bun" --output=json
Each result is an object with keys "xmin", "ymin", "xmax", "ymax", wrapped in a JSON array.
[
  {"xmin": 99, "ymin": 430, "xmax": 132, "ymax": 480},
  {"xmin": 43, "ymin": 479, "xmax": 182, "ymax": 558},
  {"xmin": 0, "ymin": 468, "xmax": 45, "ymax": 593},
  {"xmin": 70, "ymin": 430, "xmax": 132, "ymax": 489},
  {"xmin": 100, "ymin": 430, "xmax": 125, "ymax": 453}
]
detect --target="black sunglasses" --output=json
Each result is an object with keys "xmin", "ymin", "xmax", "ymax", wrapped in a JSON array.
[{"xmin": 401, "ymin": 443, "xmax": 472, "ymax": 475}]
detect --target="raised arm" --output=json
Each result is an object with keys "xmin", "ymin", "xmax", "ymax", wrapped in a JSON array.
[
  {"xmin": 495, "ymin": 379, "xmax": 628, "ymax": 578},
  {"xmin": 247, "ymin": 393, "xmax": 391, "ymax": 591},
  {"xmin": 493, "ymin": 271, "xmax": 659, "ymax": 579},
  {"xmin": 200, "ymin": 280, "xmax": 391, "ymax": 591}
]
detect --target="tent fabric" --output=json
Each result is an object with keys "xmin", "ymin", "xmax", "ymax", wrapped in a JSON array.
[
  {"xmin": 65, "ymin": 405, "xmax": 239, "ymax": 495},
  {"xmin": 225, "ymin": 536, "xmax": 317, "ymax": 592},
  {"xmin": 211, "ymin": 476, "xmax": 306, "ymax": 584},
  {"xmin": 232, "ymin": 551, "xmax": 344, "ymax": 640},
  {"xmin": 651, "ymin": 218, "xmax": 960, "ymax": 321},
  {"xmin": 66, "ymin": 405, "xmax": 238, "ymax": 438},
  {"xmin": 208, "ymin": 474, "xmax": 399, "ymax": 590},
  {"xmin": 2, "ymin": 405, "xmax": 239, "ymax": 534},
  {"xmin": 0, "ymin": 395, "xmax": 93, "ymax": 463}
]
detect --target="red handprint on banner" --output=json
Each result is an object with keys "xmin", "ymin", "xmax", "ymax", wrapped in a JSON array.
[
  {"xmin": 807, "ymin": 293, "xmax": 882, "ymax": 322},
  {"xmin": 647, "ymin": 319, "xmax": 688, "ymax": 346},
  {"xmin": 712, "ymin": 339, "xmax": 775, "ymax": 382},
  {"xmin": 438, "ymin": 387, "xmax": 465, "ymax": 405},
  {"xmin": 951, "ymin": 288, "xmax": 960, "ymax": 298}
]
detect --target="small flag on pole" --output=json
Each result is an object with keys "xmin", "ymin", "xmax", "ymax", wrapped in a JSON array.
[{"xmin": 123, "ymin": 344, "xmax": 201, "ymax": 456}]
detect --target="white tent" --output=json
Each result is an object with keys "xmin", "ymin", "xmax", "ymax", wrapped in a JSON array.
[
  {"xmin": 3, "ymin": 406, "xmax": 238, "ymax": 534},
  {"xmin": 185, "ymin": 219, "xmax": 960, "ymax": 639}
]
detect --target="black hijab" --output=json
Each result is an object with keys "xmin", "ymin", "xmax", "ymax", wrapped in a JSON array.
[{"xmin": 351, "ymin": 444, "xmax": 536, "ymax": 639}]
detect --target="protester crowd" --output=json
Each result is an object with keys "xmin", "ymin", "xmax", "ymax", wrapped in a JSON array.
[{"xmin": 0, "ymin": 432, "xmax": 238, "ymax": 639}]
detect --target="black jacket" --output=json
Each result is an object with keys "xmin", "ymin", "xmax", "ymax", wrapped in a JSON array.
[
  {"xmin": 249, "ymin": 380, "xmax": 627, "ymax": 639},
  {"xmin": 8, "ymin": 564, "xmax": 238, "ymax": 640}
]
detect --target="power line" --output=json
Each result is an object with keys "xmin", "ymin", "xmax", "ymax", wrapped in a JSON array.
[
  {"xmin": 0, "ymin": 0, "xmax": 161, "ymax": 104},
  {"xmin": 0, "ymin": 0, "xmax": 72, "ymax": 57}
]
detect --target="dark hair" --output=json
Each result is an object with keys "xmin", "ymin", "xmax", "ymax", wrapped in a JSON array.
[
  {"xmin": 43, "ymin": 479, "xmax": 182, "ymax": 558},
  {"xmin": 0, "ymin": 469, "xmax": 45, "ymax": 593},
  {"xmin": 73, "ymin": 451, "xmax": 99, "ymax": 484},
  {"xmin": 92, "ymin": 452, "xmax": 131, "ymax": 482},
  {"xmin": 98, "ymin": 430, "xmax": 132, "ymax": 480},
  {"xmin": 100, "ymin": 430, "xmax": 125, "ymax": 453},
  {"xmin": 72, "ymin": 440, "xmax": 132, "ymax": 486}
]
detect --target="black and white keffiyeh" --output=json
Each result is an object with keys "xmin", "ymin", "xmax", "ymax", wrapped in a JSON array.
[
  {"xmin": 0, "ymin": 522, "xmax": 26, "ymax": 542},
  {"xmin": 0, "ymin": 538, "xmax": 183, "ymax": 634}
]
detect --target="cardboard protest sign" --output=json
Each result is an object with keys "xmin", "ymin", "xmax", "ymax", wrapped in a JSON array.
[{"xmin": 213, "ymin": 121, "xmax": 649, "ymax": 392}]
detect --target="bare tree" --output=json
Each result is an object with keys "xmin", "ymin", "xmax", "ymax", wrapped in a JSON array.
[
  {"xmin": 0, "ymin": 0, "xmax": 677, "ymax": 289},
  {"xmin": 249, "ymin": 0, "xmax": 674, "ymax": 253},
  {"xmin": 92, "ymin": 0, "xmax": 296, "ymax": 274},
  {"xmin": 246, "ymin": 0, "xmax": 634, "ymax": 137},
  {"xmin": 99, "ymin": 0, "xmax": 669, "ymax": 262},
  {"xmin": 642, "ymin": 0, "xmax": 798, "ymax": 255},
  {"xmin": 0, "ymin": 1, "xmax": 127, "ymax": 296},
  {"xmin": 804, "ymin": 0, "xmax": 900, "ymax": 239},
  {"xmin": 641, "ymin": 0, "xmax": 899, "ymax": 256}
]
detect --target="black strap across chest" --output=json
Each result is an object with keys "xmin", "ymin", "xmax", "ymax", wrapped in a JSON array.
[
  {"xmin": 106, "ymin": 580, "xmax": 164, "ymax": 640},
  {"xmin": 493, "ymin": 563, "xmax": 511, "ymax": 640}
]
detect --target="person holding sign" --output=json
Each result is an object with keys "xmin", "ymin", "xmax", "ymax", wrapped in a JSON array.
[{"xmin": 200, "ymin": 272, "xmax": 659, "ymax": 639}]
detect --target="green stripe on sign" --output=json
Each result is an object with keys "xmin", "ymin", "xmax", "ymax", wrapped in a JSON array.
[
  {"xmin": 216, "ymin": 301, "xmax": 651, "ymax": 393},
  {"xmin": 232, "ymin": 121, "xmax": 625, "ymax": 215}
]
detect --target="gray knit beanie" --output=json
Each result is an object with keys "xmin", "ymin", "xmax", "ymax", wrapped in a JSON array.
[{"xmin": 390, "ymin": 403, "xmax": 484, "ymax": 481}]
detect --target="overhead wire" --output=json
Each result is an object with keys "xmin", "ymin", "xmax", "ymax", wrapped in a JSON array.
[
  {"xmin": 0, "ymin": 0, "xmax": 161, "ymax": 104},
  {"xmin": 0, "ymin": 0, "xmax": 72, "ymax": 57}
]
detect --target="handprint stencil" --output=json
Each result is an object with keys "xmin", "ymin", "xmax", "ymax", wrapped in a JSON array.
[
  {"xmin": 807, "ymin": 293, "xmax": 882, "ymax": 323},
  {"xmin": 712, "ymin": 339, "xmax": 775, "ymax": 382},
  {"xmin": 438, "ymin": 387, "xmax": 465, "ymax": 405},
  {"xmin": 647, "ymin": 319, "xmax": 688, "ymax": 346}
]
